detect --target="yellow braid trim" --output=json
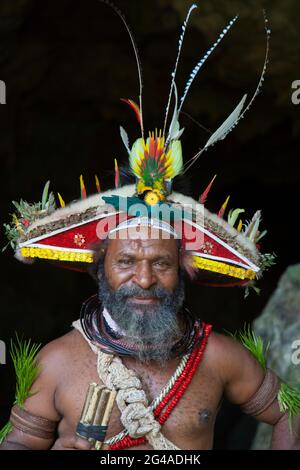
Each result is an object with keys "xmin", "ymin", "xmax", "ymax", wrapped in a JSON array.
[
  {"xmin": 20, "ymin": 247, "xmax": 93, "ymax": 263},
  {"xmin": 192, "ymin": 256, "xmax": 256, "ymax": 280}
]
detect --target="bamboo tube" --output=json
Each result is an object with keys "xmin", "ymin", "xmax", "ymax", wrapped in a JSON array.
[
  {"xmin": 94, "ymin": 390, "xmax": 117, "ymax": 450},
  {"xmin": 79, "ymin": 383, "xmax": 98, "ymax": 423},
  {"xmin": 88, "ymin": 389, "xmax": 111, "ymax": 447},
  {"xmin": 84, "ymin": 385, "xmax": 104, "ymax": 424},
  {"xmin": 93, "ymin": 389, "xmax": 111, "ymax": 426}
]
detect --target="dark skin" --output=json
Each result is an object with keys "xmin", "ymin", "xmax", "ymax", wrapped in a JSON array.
[{"xmin": 1, "ymin": 232, "xmax": 300, "ymax": 450}]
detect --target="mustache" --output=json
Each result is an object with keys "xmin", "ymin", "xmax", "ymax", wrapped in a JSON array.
[{"xmin": 114, "ymin": 284, "xmax": 169, "ymax": 300}]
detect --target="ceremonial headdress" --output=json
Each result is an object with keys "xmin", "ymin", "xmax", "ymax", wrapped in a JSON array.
[{"xmin": 4, "ymin": 2, "xmax": 275, "ymax": 289}]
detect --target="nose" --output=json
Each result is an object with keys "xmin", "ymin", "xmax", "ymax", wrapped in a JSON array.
[{"xmin": 133, "ymin": 260, "xmax": 156, "ymax": 290}]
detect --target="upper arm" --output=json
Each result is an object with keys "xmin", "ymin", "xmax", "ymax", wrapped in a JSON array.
[
  {"xmin": 212, "ymin": 334, "xmax": 295, "ymax": 429},
  {"xmin": 4, "ymin": 338, "xmax": 65, "ymax": 450},
  {"xmin": 210, "ymin": 332, "xmax": 265, "ymax": 406}
]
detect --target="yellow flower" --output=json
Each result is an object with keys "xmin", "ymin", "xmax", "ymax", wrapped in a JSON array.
[{"xmin": 144, "ymin": 191, "xmax": 161, "ymax": 205}]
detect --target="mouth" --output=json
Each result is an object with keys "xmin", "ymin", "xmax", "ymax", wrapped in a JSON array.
[{"xmin": 127, "ymin": 296, "xmax": 159, "ymax": 305}]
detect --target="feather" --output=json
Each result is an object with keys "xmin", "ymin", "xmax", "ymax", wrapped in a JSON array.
[
  {"xmin": 121, "ymin": 99, "xmax": 142, "ymax": 125},
  {"xmin": 166, "ymin": 82, "xmax": 185, "ymax": 148},
  {"xmin": 95, "ymin": 174, "xmax": 101, "ymax": 193},
  {"xmin": 218, "ymin": 195, "xmax": 230, "ymax": 218},
  {"xmin": 255, "ymin": 229, "xmax": 267, "ymax": 242},
  {"xmin": 237, "ymin": 219, "xmax": 243, "ymax": 232},
  {"xmin": 129, "ymin": 138, "xmax": 144, "ymax": 177},
  {"xmin": 120, "ymin": 126, "xmax": 130, "ymax": 155},
  {"xmin": 243, "ymin": 210, "xmax": 261, "ymax": 236},
  {"xmin": 166, "ymin": 82, "xmax": 179, "ymax": 143},
  {"xmin": 41, "ymin": 180, "xmax": 50, "ymax": 210},
  {"xmin": 178, "ymin": 16, "xmax": 238, "ymax": 114},
  {"xmin": 227, "ymin": 10, "xmax": 271, "ymax": 130},
  {"xmin": 204, "ymin": 94, "xmax": 247, "ymax": 147},
  {"xmin": 183, "ymin": 94, "xmax": 247, "ymax": 173},
  {"xmin": 168, "ymin": 140, "xmax": 183, "ymax": 177},
  {"xmin": 243, "ymin": 210, "xmax": 265, "ymax": 243},
  {"xmin": 99, "ymin": 0, "xmax": 144, "ymax": 137},
  {"xmin": 129, "ymin": 132, "xmax": 182, "ymax": 184},
  {"xmin": 248, "ymin": 218, "xmax": 261, "ymax": 242},
  {"xmin": 57, "ymin": 192, "xmax": 65, "ymax": 208},
  {"xmin": 80, "ymin": 175, "xmax": 87, "ymax": 199},
  {"xmin": 199, "ymin": 174, "xmax": 217, "ymax": 204},
  {"xmin": 227, "ymin": 208, "xmax": 245, "ymax": 227},
  {"xmin": 183, "ymin": 11, "xmax": 270, "ymax": 175},
  {"xmin": 163, "ymin": 4, "xmax": 198, "ymax": 137},
  {"xmin": 114, "ymin": 158, "xmax": 120, "ymax": 188}
]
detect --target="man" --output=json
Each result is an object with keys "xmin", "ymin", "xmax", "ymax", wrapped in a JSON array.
[
  {"xmin": 1, "ymin": 221, "xmax": 300, "ymax": 450},
  {"xmin": 1, "ymin": 2, "xmax": 299, "ymax": 451}
]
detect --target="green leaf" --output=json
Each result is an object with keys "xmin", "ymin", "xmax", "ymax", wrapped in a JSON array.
[
  {"xmin": 227, "ymin": 208, "xmax": 245, "ymax": 227},
  {"xmin": 278, "ymin": 382, "xmax": 300, "ymax": 431},
  {"xmin": 41, "ymin": 181, "xmax": 50, "ymax": 210},
  {"xmin": 10, "ymin": 334, "xmax": 41, "ymax": 406},
  {"xmin": 0, "ymin": 335, "xmax": 41, "ymax": 444},
  {"xmin": 231, "ymin": 324, "xmax": 269, "ymax": 369},
  {"xmin": 0, "ymin": 422, "xmax": 13, "ymax": 445}
]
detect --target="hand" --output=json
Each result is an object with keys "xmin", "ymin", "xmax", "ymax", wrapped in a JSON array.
[{"xmin": 51, "ymin": 435, "xmax": 95, "ymax": 450}]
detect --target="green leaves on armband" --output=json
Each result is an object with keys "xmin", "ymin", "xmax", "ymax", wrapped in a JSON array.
[
  {"xmin": 278, "ymin": 382, "xmax": 300, "ymax": 431},
  {"xmin": 231, "ymin": 325, "xmax": 300, "ymax": 431},
  {"xmin": 0, "ymin": 422, "xmax": 13, "ymax": 444},
  {"xmin": 229, "ymin": 324, "xmax": 269, "ymax": 370},
  {"xmin": 0, "ymin": 335, "xmax": 41, "ymax": 444}
]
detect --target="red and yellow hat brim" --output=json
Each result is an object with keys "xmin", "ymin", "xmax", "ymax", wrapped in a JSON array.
[{"xmin": 16, "ymin": 185, "xmax": 261, "ymax": 286}]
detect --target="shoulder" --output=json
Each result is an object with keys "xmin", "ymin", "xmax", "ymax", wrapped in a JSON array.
[
  {"xmin": 18, "ymin": 329, "xmax": 87, "ymax": 422},
  {"xmin": 204, "ymin": 331, "xmax": 265, "ymax": 397},
  {"xmin": 36, "ymin": 328, "xmax": 91, "ymax": 377},
  {"xmin": 205, "ymin": 330, "xmax": 249, "ymax": 365},
  {"xmin": 29, "ymin": 327, "xmax": 93, "ymax": 396}
]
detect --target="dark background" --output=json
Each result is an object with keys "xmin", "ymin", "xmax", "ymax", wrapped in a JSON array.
[{"xmin": 0, "ymin": 0, "xmax": 299, "ymax": 449}]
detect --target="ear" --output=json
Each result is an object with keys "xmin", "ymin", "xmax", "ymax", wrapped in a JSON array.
[{"xmin": 179, "ymin": 243, "xmax": 197, "ymax": 280}]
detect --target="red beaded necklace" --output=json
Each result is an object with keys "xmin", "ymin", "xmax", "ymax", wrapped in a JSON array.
[{"xmin": 109, "ymin": 322, "xmax": 212, "ymax": 450}]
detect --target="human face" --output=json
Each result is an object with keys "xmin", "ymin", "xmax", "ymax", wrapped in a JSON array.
[
  {"xmin": 103, "ymin": 232, "xmax": 180, "ymax": 309},
  {"xmin": 97, "ymin": 230, "xmax": 184, "ymax": 363}
]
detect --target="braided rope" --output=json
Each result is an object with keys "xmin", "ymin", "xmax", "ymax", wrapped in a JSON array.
[{"xmin": 104, "ymin": 352, "xmax": 190, "ymax": 445}]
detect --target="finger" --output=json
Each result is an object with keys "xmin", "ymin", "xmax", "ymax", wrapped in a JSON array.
[
  {"xmin": 51, "ymin": 439, "xmax": 72, "ymax": 450},
  {"xmin": 73, "ymin": 436, "xmax": 93, "ymax": 450},
  {"xmin": 51, "ymin": 435, "xmax": 93, "ymax": 450}
]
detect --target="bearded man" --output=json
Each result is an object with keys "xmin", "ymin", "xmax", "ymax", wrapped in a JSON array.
[
  {"xmin": 1, "ymin": 2, "xmax": 300, "ymax": 452},
  {"xmin": 1, "ymin": 220, "xmax": 300, "ymax": 451}
]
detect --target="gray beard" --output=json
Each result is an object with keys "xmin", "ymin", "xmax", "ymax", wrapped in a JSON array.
[{"xmin": 98, "ymin": 268, "xmax": 185, "ymax": 364}]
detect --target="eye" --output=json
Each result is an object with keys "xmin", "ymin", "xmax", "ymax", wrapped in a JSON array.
[
  {"xmin": 117, "ymin": 258, "xmax": 134, "ymax": 267},
  {"xmin": 154, "ymin": 260, "xmax": 170, "ymax": 269}
]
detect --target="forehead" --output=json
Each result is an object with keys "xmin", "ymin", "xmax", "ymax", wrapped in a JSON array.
[{"xmin": 107, "ymin": 231, "xmax": 179, "ymax": 258}]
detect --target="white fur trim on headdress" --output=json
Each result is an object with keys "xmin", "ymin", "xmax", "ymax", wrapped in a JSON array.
[{"xmin": 108, "ymin": 216, "xmax": 179, "ymax": 238}]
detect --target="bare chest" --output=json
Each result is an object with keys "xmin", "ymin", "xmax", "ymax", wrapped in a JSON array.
[{"xmin": 55, "ymin": 350, "xmax": 222, "ymax": 449}]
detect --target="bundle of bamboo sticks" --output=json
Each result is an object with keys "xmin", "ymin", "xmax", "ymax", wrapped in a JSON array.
[{"xmin": 76, "ymin": 383, "xmax": 117, "ymax": 450}]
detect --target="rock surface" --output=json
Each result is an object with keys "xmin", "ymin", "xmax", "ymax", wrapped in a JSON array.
[{"xmin": 252, "ymin": 264, "xmax": 300, "ymax": 449}]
